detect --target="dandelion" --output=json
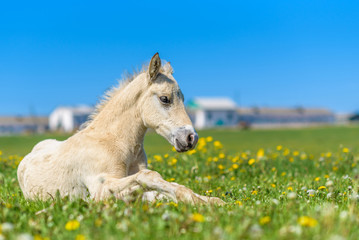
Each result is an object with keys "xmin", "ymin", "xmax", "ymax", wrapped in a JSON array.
[
  {"xmin": 75, "ymin": 234, "xmax": 86, "ymax": 240},
  {"xmin": 318, "ymin": 186, "xmax": 326, "ymax": 190},
  {"xmin": 343, "ymin": 148, "xmax": 349, "ymax": 153},
  {"xmin": 235, "ymin": 200, "xmax": 243, "ymax": 206},
  {"xmin": 307, "ymin": 189, "xmax": 316, "ymax": 197},
  {"xmin": 259, "ymin": 216, "xmax": 271, "ymax": 225},
  {"xmin": 281, "ymin": 172, "xmax": 286, "ymax": 177},
  {"xmin": 333, "ymin": 166, "xmax": 338, "ymax": 171},
  {"xmin": 219, "ymin": 153, "xmax": 225, "ymax": 159},
  {"xmin": 191, "ymin": 213, "xmax": 205, "ymax": 222},
  {"xmin": 65, "ymin": 220, "xmax": 80, "ymax": 231},
  {"xmin": 232, "ymin": 163, "xmax": 239, "ymax": 169},
  {"xmin": 293, "ymin": 151, "xmax": 299, "ymax": 156},
  {"xmin": 230, "ymin": 176, "xmax": 236, "ymax": 181},
  {"xmin": 218, "ymin": 164, "xmax": 224, "ymax": 170},
  {"xmin": 252, "ymin": 190, "xmax": 258, "ymax": 195},
  {"xmin": 326, "ymin": 152, "xmax": 332, "ymax": 158},
  {"xmin": 257, "ymin": 149, "xmax": 264, "ymax": 159},
  {"xmin": 206, "ymin": 136, "xmax": 213, "ymax": 142},
  {"xmin": 271, "ymin": 184, "xmax": 276, "ymax": 188},
  {"xmin": 287, "ymin": 186, "xmax": 293, "ymax": 191},
  {"xmin": 95, "ymin": 218, "xmax": 102, "ymax": 227},
  {"xmin": 153, "ymin": 155, "xmax": 163, "ymax": 162},
  {"xmin": 248, "ymin": 159, "xmax": 255, "ymax": 165},
  {"xmin": 298, "ymin": 216, "xmax": 318, "ymax": 227},
  {"xmin": 214, "ymin": 141, "xmax": 223, "ymax": 149},
  {"xmin": 315, "ymin": 177, "xmax": 320, "ymax": 181},
  {"xmin": 276, "ymin": 145, "xmax": 283, "ymax": 151}
]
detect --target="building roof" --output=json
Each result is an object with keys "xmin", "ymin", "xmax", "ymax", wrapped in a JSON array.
[
  {"xmin": 52, "ymin": 105, "xmax": 94, "ymax": 115},
  {"xmin": 237, "ymin": 107, "xmax": 333, "ymax": 116},
  {"xmin": 187, "ymin": 97, "xmax": 237, "ymax": 110},
  {"xmin": 0, "ymin": 116, "xmax": 48, "ymax": 126}
]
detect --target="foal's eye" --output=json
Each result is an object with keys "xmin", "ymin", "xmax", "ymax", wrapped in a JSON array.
[{"xmin": 159, "ymin": 96, "xmax": 170, "ymax": 104}]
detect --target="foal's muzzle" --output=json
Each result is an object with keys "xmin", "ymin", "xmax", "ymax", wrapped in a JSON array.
[{"xmin": 173, "ymin": 126, "xmax": 198, "ymax": 152}]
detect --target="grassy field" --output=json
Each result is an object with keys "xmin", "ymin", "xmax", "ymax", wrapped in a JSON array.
[{"xmin": 0, "ymin": 126, "xmax": 359, "ymax": 239}]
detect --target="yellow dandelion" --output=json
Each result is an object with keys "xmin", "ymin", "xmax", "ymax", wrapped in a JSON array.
[
  {"xmin": 153, "ymin": 155, "xmax": 163, "ymax": 162},
  {"xmin": 257, "ymin": 148, "xmax": 264, "ymax": 159},
  {"xmin": 333, "ymin": 166, "xmax": 338, "ymax": 171},
  {"xmin": 271, "ymin": 184, "xmax": 276, "ymax": 188},
  {"xmin": 248, "ymin": 159, "xmax": 255, "ymax": 165},
  {"xmin": 219, "ymin": 153, "xmax": 225, "ymax": 159},
  {"xmin": 259, "ymin": 216, "xmax": 271, "ymax": 225},
  {"xmin": 94, "ymin": 218, "xmax": 102, "ymax": 227},
  {"xmin": 232, "ymin": 163, "xmax": 239, "ymax": 169},
  {"xmin": 324, "ymin": 174, "xmax": 329, "ymax": 178},
  {"xmin": 235, "ymin": 200, "xmax": 243, "ymax": 206},
  {"xmin": 218, "ymin": 164, "xmax": 225, "ymax": 170},
  {"xmin": 191, "ymin": 213, "xmax": 205, "ymax": 222},
  {"xmin": 214, "ymin": 141, "xmax": 223, "ymax": 149},
  {"xmin": 343, "ymin": 148, "xmax": 349, "ymax": 153},
  {"xmin": 230, "ymin": 176, "xmax": 236, "ymax": 181},
  {"xmin": 318, "ymin": 186, "xmax": 326, "ymax": 190},
  {"xmin": 276, "ymin": 145, "xmax": 283, "ymax": 151},
  {"xmin": 281, "ymin": 172, "xmax": 286, "ymax": 177},
  {"xmin": 298, "ymin": 216, "xmax": 318, "ymax": 227},
  {"xmin": 293, "ymin": 151, "xmax": 299, "ymax": 156},
  {"xmin": 326, "ymin": 152, "xmax": 332, "ymax": 158},
  {"xmin": 75, "ymin": 234, "xmax": 86, "ymax": 240},
  {"xmin": 287, "ymin": 186, "xmax": 293, "ymax": 191},
  {"xmin": 65, "ymin": 220, "xmax": 80, "ymax": 231},
  {"xmin": 251, "ymin": 190, "xmax": 258, "ymax": 195},
  {"xmin": 315, "ymin": 177, "xmax": 320, "ymax": 181},
  {"xmin": 271, "ymin": 167, "xmax": 276, "ymax": 172},
  {"xmin": 206, "ymin": 136, "xmax": 213, "ymax": 142}
]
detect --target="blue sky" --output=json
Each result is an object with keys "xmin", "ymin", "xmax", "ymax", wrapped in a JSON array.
[{"xmin": 1, "ymin": 0, "xmax": 358, "ymax": 115}]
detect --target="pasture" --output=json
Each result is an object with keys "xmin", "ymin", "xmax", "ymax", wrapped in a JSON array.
[{"xmin": 1, "ymin": 126, "xmax": 359, "ymax": 239}]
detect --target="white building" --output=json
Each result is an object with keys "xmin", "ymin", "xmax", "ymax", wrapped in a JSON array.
[
  {"xmin": 187, "ymin": 97, "xmax": 238, "ymax": 129},
  {"xmin": 0, "ymin": 116, "xmax": 48, "ymax": 135},
  {"xmin": 49, "ymin": 105, "xmax": 94, "ymax": 132}
]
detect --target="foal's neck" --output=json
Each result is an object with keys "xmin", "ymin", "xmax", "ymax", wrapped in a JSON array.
[{"xmin": 84, "ymin": 76, "xmax": 148, "ymax": 154}]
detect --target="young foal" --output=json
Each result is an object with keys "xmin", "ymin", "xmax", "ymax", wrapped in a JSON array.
[{"xmin": 17, "ymin": 53, "xmax": 224, "ymax": 205}]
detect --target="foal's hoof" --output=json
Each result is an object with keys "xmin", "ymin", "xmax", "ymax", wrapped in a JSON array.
[{"xmin": 209, "ymin": 197, "xmax": 226, "ymax": 206}]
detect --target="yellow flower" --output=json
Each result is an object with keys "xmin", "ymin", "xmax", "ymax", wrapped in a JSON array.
[
  {"xmin": 315, "ymin": 177, "xmax": 320, "ymax": 181},
  {"xmin": 298, "ymin": 216, "xmax": 318, "ymax": 227},
  {"xmin": 206, "ymin": 136, "xmax": 213, "ymax": 142},
  {"xmin": 333, "ymin": 166, "xmax": 338, "ymax": 171},
  {"xmin": 276, "ymin": 145, "xmax": 283, "ymax": 151},
  {"xmin": 251, "ymin": 190, "xmax": 258, "ymax": 195},
  {"xmin": 235, "ymin": 200, "xmax": 242, "ymax": 206},
  {"xmin": 281, "ymin": 172, "xmax": 286, "ymax": 177},
  {"xmin": 318, "ymin": 186, "xmax": 326, "ymax": 190},
  {"xmin": 219, "ymin": 153, "xmax": 225, "ymax": 159},
  {"xmin": 257, "ymin": 148, "xmax": 264, "ymax": 159},
  {"xmin": 214, "ymin": 141, "xmax": 223, "ymax": 149},
  {"xmin": 76, "ymin": 234, "xmax": 86, "ymax": 240},
  {"xmin": 153, "ymin": 155, "xmax": 163, "ymax": 162},
  {"xmin": 259, "ymin": 216, "xmax": 271, "ymax": 225},
  {"xmin": 271, "ymin": 184, "xmax": 276, "ymax": 188},
  {"xmin": 169, "ymin": 201, "xmax": 178, "ymax": 207},
  {"xmin": 248, "ymin": 159, "xmax": 255, "ymax": 165},
  {"xmin": 326, "ymin": 152, "xmax": 332, "ymax": 158},
  {"xmin": 293, "ymin": 151, "xmax": 299, "ymax": 156},
  {"xmin": 271, "ymin": 167, "xmax": 276, "ymax": 172},
  {"xmin": 287, "ymin": 186, "xmax": 293, "ymax": 191},
  {"xmin": 324, "ymin": 174, "xmax": 329, "ymax": 178},
  {"xmin": 232, "ymin": 164, "xmax": 239, "ymax": 169},
  {"xmin": 191, "ymin": 213, "xmax": 205, "ymax": 222},
  {"xmin": 65, "ymin": 220, "xmax": 80, "ymax": 231},
  {"xmin": 343, "ymin": 148, "xmax": 349, "ymax": 153},
  {"xmin": 218, "ymin": 164, "xmax": 225, "ymax": 170},
  {"xmin": 95, "ymin": 218, "xmax": 102, "ymax": 227},
  {"xmin": 0, "ymin": 150, "xmax": 2, "ymax": 156},
  {"xmin": 230, "ymin": 176, "xmax": 236, "ymax": 181}
]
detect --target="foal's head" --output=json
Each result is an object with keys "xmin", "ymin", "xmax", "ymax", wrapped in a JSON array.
[{"xmin": 140, "ymin": 53, "xmax": 198, "ymax": 152}]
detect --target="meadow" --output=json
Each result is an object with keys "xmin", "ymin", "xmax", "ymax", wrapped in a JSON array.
[{"xmin": 0, "ymin": 126, "xmax": 359, "ymax": 239}]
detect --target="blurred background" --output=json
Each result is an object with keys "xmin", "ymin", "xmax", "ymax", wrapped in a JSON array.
[{"xmin": 0, "ymin": 0, "xmax": 358, "ymax": 155}]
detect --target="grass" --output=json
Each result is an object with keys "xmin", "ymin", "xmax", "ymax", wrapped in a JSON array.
[{"xmin": 0, "ymin": 125, "xmax": 359, "ymax": 239}]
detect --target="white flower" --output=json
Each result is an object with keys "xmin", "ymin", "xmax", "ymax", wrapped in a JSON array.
[
  {"xmin": 307, "ymin": 189, "xmax": 316, "ymax": 196},
  {"xmin": 287, "ymin": 192, "xmax": 297, "ymax": 200},
  {"xmin": 272, "ymin": 199, "xmax": 279, "ymax": 205},
  {"xmin": 1, "ymin": 222, "xmax": 14, "ymax": 232},
  {"xmin": 16, "ymin": 233, "xmax": 33, "ymax": 240},
  {"xmin": 326, "ymin": 181, "xmax": 334, "ymax": 187}
]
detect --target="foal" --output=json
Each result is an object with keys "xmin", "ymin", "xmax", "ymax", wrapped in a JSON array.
[{"xmin": 17, "ymin": 53, "xmax": 224, "ymax": 205}]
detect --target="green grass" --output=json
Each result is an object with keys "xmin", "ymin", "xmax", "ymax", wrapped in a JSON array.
[{"xmin": 1, "ymin": 126, "xmax": 359, "ymax": 239}]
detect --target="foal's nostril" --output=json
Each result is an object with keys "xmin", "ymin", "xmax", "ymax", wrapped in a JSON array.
[{"xmin": 186, "ymin": 133, "xmax": 195, "ymax": 148}]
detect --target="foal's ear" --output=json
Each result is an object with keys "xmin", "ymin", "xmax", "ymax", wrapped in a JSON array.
[
  {"xmin": 148, "ymin": 53, "xmax": 161, "ymax": 81},
  {"xmin": 163, "ymin": 62, "xmax": 174, "ymax": 75}
]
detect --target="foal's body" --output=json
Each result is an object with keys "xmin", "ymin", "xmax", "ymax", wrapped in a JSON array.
[{"xmin": 17, "ymin": 54, "xmax": 224, "ymax": 205}]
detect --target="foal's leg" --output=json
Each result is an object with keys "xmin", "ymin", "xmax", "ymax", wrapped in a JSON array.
[{"xmin": 91, "ymin": 169, "xmax": 225, "ymax": 205}]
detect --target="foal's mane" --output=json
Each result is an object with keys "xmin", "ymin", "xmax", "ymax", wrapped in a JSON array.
[{"xmin": 82, "ymin": 62, "xmax": 169, "ymax": 129}]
